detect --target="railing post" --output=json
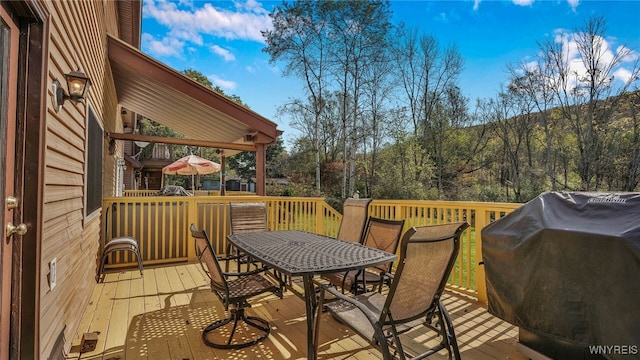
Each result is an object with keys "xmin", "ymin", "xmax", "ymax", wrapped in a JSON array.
[
  {"xmin": 316, "ymin": 199, "xmax": 324, "ymax": 235},
  {"xmin": 187, "ymin": 197, "xmax": 197, "ymax": 262},
  {"xmin": 475, "ymin": 208, "xmax": 488, "ymax": 304}
]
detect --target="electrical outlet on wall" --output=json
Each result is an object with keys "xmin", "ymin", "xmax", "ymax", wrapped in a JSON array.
[{"xmin": 49, "ymin": 258, "xmax": 57, "ymax": 290}]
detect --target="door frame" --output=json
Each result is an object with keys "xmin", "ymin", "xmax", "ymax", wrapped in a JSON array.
[
  {"xmin": 1, "ymin": 5, "xmax": 20, "ymax": 360},
  {"xmin": 1, "ymin": 2, "xmax": 48, "ymax": 359}
]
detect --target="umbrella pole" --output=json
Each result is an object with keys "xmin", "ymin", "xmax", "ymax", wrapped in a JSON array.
[
  {"xmin": 192, "ymin": 174, "xmax": 195, "ymax": 195},
  {"xmin": 161, "ymin": 173, "xmax": 164, "ymax": 189}
]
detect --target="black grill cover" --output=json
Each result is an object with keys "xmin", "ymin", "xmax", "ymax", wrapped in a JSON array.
[{"xmin": 482, "ymin": 192, "xmax": 640, "ymax": 354}]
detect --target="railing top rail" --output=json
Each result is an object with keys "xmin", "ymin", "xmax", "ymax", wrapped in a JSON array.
[
  {"xmin": 369, "ymin": 199, "xmax": 521, "ymax": 207},
  {"xmin": 104, "ymin": 195, "xmax": 330, "ymax": 201}
]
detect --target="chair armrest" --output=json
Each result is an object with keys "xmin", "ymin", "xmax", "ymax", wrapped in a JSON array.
[{"xmin": 317, "ymin": 283, "xmax": 380, "ymax": 326}]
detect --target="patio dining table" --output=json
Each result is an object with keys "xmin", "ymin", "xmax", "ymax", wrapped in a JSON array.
[{"xmin": 227, "ymin": 229, "xmax": 397, "ymax": 360}]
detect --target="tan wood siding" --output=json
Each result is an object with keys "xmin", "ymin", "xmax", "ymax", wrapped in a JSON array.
[{"xmin": 39, "ymin": 0, "xmax": 122, "ymax": 358}]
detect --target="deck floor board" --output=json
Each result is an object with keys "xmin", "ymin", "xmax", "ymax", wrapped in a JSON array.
[{"xmin": 70, "ymin": 263, "xmax": 526, "ymax": 360}]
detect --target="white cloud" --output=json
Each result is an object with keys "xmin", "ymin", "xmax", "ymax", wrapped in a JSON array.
[
  {"xmin": 554, "ymin": 29, "xmax": 580, "ymax": 62},
  {"xmin": 512, "ymin": 0, "xmax": 534, "ymax": 6},
  {"xmin": 168, "ymin": 28, "xmax": 203, "ymax": 45},
  {"xmin": 549, "ymin": 28, "xmax": 638, "ymax": 92},
  {"xmin": 208, "ymin": 74, "xmax": 236, "ymax": 90},
  {"xmin": 144, "ymin": 0, "xmax": 272, "ymax": 43},
  {"xmin": 524, "ymin": 60, "xmax": 538, "ymax": 73},
  {"xmin": 617, "ymin": 45, "xmax": 639, "ymax": 62},
  {"xmin": 613, "ymin": 68, "xmax": 634, "ymax": 84},
  {"xmin": 567, "ymin": 0, "xmax": 580, "ymax": 11},
  {"xmin": 236, "ymin": 0, "xmax": 269, "ymax": 14},
  {"xmin": 210, "ymin": 45, "xmax": 236, "ymax": 61},
  {"xmin": 141, "ymin": 33, "xmax": 184, "ymax": 57},
  {"xmin": 473, "ymin": 0, "xmax": 481, "ymax": 11}
]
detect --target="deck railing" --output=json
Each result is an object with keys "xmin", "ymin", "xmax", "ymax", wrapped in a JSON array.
[
  {"xmin": 101, "ymin": 196, "xmax": 519, "ymax": 302},
  {"xmin": 123, "ymin": 190, "xmax": 257, "ymax": 197}
]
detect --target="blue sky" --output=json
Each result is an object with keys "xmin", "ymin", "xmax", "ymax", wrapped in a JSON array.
[{"xmin": 141, "ymin": 0, "xmax": 640, "ymax": 146}]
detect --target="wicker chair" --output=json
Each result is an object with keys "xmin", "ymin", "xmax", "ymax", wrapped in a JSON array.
[
  {"xmin": 315, "ymin": 222, "xmax": 470, "ymax": 360},
  {"xmin": 320, "ymin": 198, "xmax": 372, "ymax": 292},
  {"xmin": 191, "ymin": 224, "xmax": 281, "ymax": 349}
]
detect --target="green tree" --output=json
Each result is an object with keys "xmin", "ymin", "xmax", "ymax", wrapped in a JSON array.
[
  {"xmin": 226, "ymin": 138, "xmax": 288, "ymax": 181},
  {"xmin": 182, "ymin": 68, "xmax": 214, "ymax": 88},
  {"xmin": 264, "ymin": 0, "xmax": 393, "ymax": 198}
]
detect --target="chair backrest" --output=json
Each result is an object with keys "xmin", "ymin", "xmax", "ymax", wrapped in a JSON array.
[
  {"xmin": 190, "ymin": 224, "xmax": 228, "ymax": 295},
  {"xmin": 383, "ymin": 222, "xmax": 470, "ymax": 324},
  {"xmin": 337, "ymin": 198, "xmax": 372, "ymax": 243},
  {"xmin": 362, "ymin": 217, "xmax": 405, "ymax": 272},
  {"xmin": 229, "ymin": 202, "xmax": 268, "ymax": 233}
]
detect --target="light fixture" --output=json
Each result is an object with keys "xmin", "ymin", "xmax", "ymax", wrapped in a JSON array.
[
  {"xmin": 108, "ymin": 138, "xmax": 116, "ymax": 155},
  {"xmin": 52, "ymin": 68, "xmax": 92, "ymax": 112}
]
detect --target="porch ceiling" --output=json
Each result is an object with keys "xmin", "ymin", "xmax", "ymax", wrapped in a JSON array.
[{"xmin": 107, "ymin": 35, "xmax": 279, "ymax": 150}]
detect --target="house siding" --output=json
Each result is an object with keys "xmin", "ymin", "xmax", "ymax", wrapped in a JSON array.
[{"xmin": 40, "ymin": 0, "xmax": 122, "ymax": 357}]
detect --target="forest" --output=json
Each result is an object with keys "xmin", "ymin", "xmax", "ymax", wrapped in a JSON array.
[{"xmin": 141, "ymin": 1, "xmax": 640, "ymax": 205}]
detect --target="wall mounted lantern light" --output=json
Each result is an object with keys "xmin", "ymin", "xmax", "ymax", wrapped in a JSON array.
[{"xmin": 52, "ymin": 68, "xmax": 92, "ymax": 112}]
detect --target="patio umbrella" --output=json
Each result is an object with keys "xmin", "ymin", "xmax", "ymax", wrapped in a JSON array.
[{"xmin": 162, "ymin": 154, "xmax": 221, "ymax": 192}]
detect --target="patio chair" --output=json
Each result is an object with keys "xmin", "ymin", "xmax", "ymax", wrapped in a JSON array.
[
  {"xmin": 190, "ymin": 224, "xmax": 282, "ymax": 349},
  {"xmin": 351, "ymin": 217, "xmax": 405, "ymax": 293},
  {"xmin": 320, "ymin": 198, "xmax": 372, "ymax": 292},
  {"xmin": 96, "ymin": 236, "xmax": 143, "ymax": 282},
  {"xmin": 315, "ymin": 222, "xmax": 470, "ymax": 360},
  {"xmin": 227, "ymin": 202, "xmax": 268, "ymax": 272},
  {"xmin": 336, "ymin": 198, "xmax": 372, "ymax": 243}
]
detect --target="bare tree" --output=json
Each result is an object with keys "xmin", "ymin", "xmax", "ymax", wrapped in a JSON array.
[
  {"xmin": 324, "ymin": 0, "xmax": 393, "ymax": 197},
  {"xmin": 487, "ymin": 86, "xmax": 540, "ymax": 202},
  {"xmin": 541, "ymin": 15, "xmax": 640, "ymax": 190},
  {"xmin": 392, "ymin": 27, "xmax": 465, "ymax": 196},
  {"xmin": 263, "ymin": 1, "xmax": 331, "ymax": 191},
  {"xmin": 360, "ymin": 45, "xmax": 395, "ymax": 197},
  {"xmin": 265, "ymin": 0, "xmax": 393, "ymax": 197},
  {"xmin": 507, "ymin": 58, "xmax": 559, "ymax": 190}
]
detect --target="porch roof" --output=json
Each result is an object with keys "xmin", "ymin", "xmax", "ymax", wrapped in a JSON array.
[{"xmin": 106, "ymin": 35, "xmax": 279, "ymax": 152}]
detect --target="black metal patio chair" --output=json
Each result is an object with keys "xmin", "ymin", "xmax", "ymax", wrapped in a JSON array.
[
  {"xmin": 315, "ymin": 222, "xmax": 470, "ymax": 360},
  {"xmin": 191, "ymin": 223, "xmax": 282, "ymax": 349}
]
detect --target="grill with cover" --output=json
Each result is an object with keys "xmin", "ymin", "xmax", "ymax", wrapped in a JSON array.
[{"xmin": 481, "ymin": 192, "xmax": 640, "ymax": 359}]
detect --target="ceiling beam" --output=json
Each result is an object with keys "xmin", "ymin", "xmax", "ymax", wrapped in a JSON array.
[{"xmin": 107, "ymin": 132, "xmax": 256, "ymax": 152}]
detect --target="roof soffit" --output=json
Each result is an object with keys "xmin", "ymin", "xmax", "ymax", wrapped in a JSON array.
[{"xmin": 107, "ymin": 35, "xmax": 279, "ymax": 147}]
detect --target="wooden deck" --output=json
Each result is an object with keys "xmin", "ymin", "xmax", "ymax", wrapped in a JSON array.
[{"xmin": 69, "ymin": 263, "xmax": 527, "ymax": 360}]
